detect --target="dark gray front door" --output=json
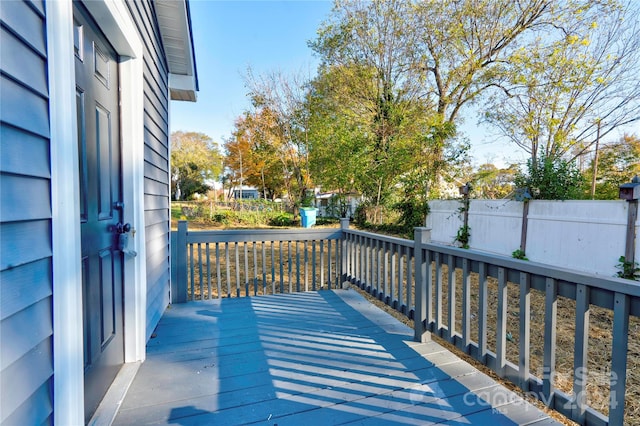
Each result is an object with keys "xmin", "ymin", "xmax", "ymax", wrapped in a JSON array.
[{"xmin": 73, "ymin": 4, "xmax": 124, "ymax": 422}]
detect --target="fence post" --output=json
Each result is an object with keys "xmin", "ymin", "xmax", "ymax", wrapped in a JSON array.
[
  {"xmin": 340, "ymin": 218, "xmax": 350, "ymax": 288},
  {"xmin": 173, "ymin": 220, "xmax": 188, "ymax": 303},
  {"xmin": 414, "ymin": 227, "xmax": 431, "ymax": 342}
]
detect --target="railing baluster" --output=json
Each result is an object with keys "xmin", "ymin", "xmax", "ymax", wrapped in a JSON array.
[
  {"xmin": 234, "ymin": 242, "xmax": 240, "ymax": 298},
  {"xmin": 253, "ymin": 241, "xmax": 258, "ymax": 296},
  {"xmin": 198, "ymin": 243, "xmax": 203, "ymax": 300},
  {"xmin": 478, "ymin": 261, "xmax": 488, "ymax": 363},
  {"xmin": 320, "ymin": 240, "xmax": 325, "ymax": 289},
  {"xmin": 383, "ymin": 241, "xmax": 389, "ymax": 302},
  {"xmin": 328, "ymin": 239, "xmax": 332, "ymax": 289},
  {"xmin": 244, "ymin": 242, "xmax": 249, "ymax": 296},
  {"xmin": 296, "ymin": 241, "xmax": 301, "ymax": 293},
  {"xmin": 398, "ymin": 246, "xmax": 404, "ymax": 313},
  {"xmin": 496, "ymin": 267, "xmax": 507, "ymax": 377},
  {"xmin": 519, "ymin": 272, "xmax": 530, "ymax": 390},
  {"xmin": 357, "ymin": 234, "xmax": 362, "ymax": 286},
  {"xmin": 205, "ymin": 243, "xmax": 211, "ymax": 300},
  {"xmin": 189, "ymin": 243, "xmax": 194, "ymax": 301},
  {"xmin": 271, "ymin": 241, "xmax": 275, "ymax": 295},
  {"xmin": 367, "ymin": 237, "xmax": 372, "ymax": 292},
  {"xmin": 462, "ymin": 258, "xmax": 471, "ymax": 351},
  {"xmin": 390, "ymin": 243, "xmax": 396, "ymax": 308},
  {"xmin": 279, "ymin": 241, "xmax": 284, "ymax": 294},
  {"xmin": 543, "ymin": 277, "xmax": 558, "ymax": 408},
  {"xmin": 304, "ymin": 240, "xmax": 308, "ymax": 292},
  {"xmin": 312, "ymin": 240, "xmax": 317, "ymax": 291},
  {"xmin": 573, "ymin": 284, "xmax": 589, "ymax": 422},
  {"xmin": 447, "ymin": 255, "xmax": 456, "ymax": 342},
  {"xmin": 225, "ymin": 242, "xmax": 230, "ymax": 297},
  {"xmin": 435, "ymin": 252, "xmax": 443, "ymax": 335},
  {"xmin": 261, "ymin": 241, "xmax": 267, "ymax": 295},
  {"xmin": 215, "ymin": 243, "xmax": 221, "ymax": 299},
  {"xmin": 375, "ymin": 239, "xmax": 381, "ymax": 297},
  {"xmin": 287, "ymin": 241, "xmax": 292, "ymax": 293},
  {"xmin": 609, "ymin": 292, "xmax": 630, "ymax": 426},
  {"xmin": 425, "ymin": 249, "xmax": 432, "ymax": 330},
  {"xmin": 406, "ymin": 247, "xmax": 412, "ymax": 312}
]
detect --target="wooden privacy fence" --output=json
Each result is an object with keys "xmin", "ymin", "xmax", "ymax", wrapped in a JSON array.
[{"xmin": 172, "ymin": 220, "xmax": 639, "ymax": 425}]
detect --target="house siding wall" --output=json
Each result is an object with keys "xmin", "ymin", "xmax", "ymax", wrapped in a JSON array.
[
  {"xmin": 125, "ymin": 0, "xmax": 172, "ymax": 340},
  {"xmin": 0, "ymin": 1, "xmax": 54, "ymax": 425}
]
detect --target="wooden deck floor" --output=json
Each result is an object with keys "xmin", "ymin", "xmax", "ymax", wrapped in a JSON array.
[{"xmin": 113, "ymin": 290, "xmax": 561, "ymax": 425}]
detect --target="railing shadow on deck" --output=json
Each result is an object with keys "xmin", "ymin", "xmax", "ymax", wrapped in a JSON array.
[
  {"xmin": 171, "ymin": 219, "xmax": 639, "ymax": 426},
  {"xmin": 126, "ymin": 291, "xmax": 541, "ymax": 424}
]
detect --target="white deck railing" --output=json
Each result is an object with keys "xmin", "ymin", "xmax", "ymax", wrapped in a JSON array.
[{"xmin": 172, "ymin": 219, "xmax": 639, "ymax": 426}]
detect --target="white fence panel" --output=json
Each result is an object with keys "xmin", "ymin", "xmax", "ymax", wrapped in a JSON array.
[
  {"xmin": 426, "ymin": 200, "xmax": 462, "ymax": 245},
  {"xmin": 467, "ymin": 200, "xmax": 523, "ymax": 256},
  {"xmin": 426, "ymin": 199, "xmax": 635, "ymax": 276},
  {"xmin": 526, "ymin": 200, "xmax": 628, "ymax": 276}
]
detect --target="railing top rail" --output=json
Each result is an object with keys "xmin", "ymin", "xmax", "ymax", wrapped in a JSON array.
[
  {"xmin": 422, "ymin": 241, "xmax": 640, "ymax": 299},
  {"xmin": 184, "ymin": 227, "xmax": 343, "ymax": 244},
  {"xmin": 344, "ymin": 228, "xmax": 414, "ymax": 249}
]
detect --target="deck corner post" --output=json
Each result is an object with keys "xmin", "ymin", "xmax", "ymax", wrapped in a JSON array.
[
  {"xmin": 413, "ymin": 227, "xmax": 431, "ymax": 342},
  {"xmin": 174, "ymin": 220, "xmax": 188, "ymax": 303},
  {"xmin": 340, "ymin": 218, "xmax": 350, "ymax": 287}
]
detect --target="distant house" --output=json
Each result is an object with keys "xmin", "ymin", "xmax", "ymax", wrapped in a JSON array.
[
  {"xmin": 232, "ymin": 186, "xmax": 260, "ymax": 200},
  {"xmin": 315, "ymin": 191, "xmax": 362, "ymax": 218},
  {"xmin": 0, "ymin": 1, "xmax": 198, "ymax": 424}
]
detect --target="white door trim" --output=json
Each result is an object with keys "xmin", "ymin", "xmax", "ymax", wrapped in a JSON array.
[
  {"xmin": 48, "ymin": 1, "xmax": 147, "ymax": 424},
  {"xmin": 47, "ymin": 1, "xmax": 84, "ymax": 424}
]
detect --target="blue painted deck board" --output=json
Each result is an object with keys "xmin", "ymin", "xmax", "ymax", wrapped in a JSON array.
[{"xmin": 114, "ymin": 290, "xmax": 560, "ymax": 425}]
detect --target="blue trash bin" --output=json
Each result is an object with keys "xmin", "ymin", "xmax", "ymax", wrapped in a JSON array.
[{"xmin": 300, "ymin": 207, "xmax": 317, "ymax": 228}]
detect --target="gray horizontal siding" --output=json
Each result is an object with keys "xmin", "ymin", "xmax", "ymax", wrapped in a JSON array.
[
  {"xmin": 0, "ymin": 174, "xmax": 51, "ymax": 222},
  {"xmin": 0, "ymin": 27, "xmax": 47, "ymax": 96},
  {"xmin": 144, "ymin": 176, "xmax": 169, "ymax": 197},
  {"xmin": 0, "ymin": 75, "xmax": 49, "ymax": 138},
  {"xmin": 0, "ymin": 0, "xmax": 46, "ymax": 56},
  {"xmin": 0, "ymin": 1, "xmax": 53, "ymax": 424},
  {"xmin": 0, "ymin": 220, "xmax": 52, "ymax": 270},
  {"xmin": 0, "ymin": 297, "xmax": 52, "ymax": 369},
  {"xmin": 143, "ymin": 160, "xmax": 169, "ymax": 183},
  {"xmin": 126, "ymin": 0, "xmax": 171, "ymax": 342},
  {"xmin": 0, "ymin": 337, "xmax": 53, "ymax": 425},
  {"xmin": 0, "ymin": 125, "xmax": 50, "ymax": 178},
  {"xmin": 0, "ymin": 258, "xmax": 52, "ymax": 321}
]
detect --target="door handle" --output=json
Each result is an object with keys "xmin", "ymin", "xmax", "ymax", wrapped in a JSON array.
[{"xmin": 115, "ymin": 222, "xmax": 137, "ymax": 257}]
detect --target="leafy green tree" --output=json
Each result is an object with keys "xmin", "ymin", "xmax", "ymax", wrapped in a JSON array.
[
  {"xmin": 582, "ymin": 133, "xmax": 640, "ymax": 199},
  {"xmin": 224, "ymin": 111, "xmax": 284, "ymax": 200},
  {"xmin": 310, "ymin": 0, "xmax": 431, "ymax": 216},
  {"xmin": 515, "ymin": 154, "xmax": 585, "ymax": 200},
  {"xmin": 244, "ymin": 69, "xmax": 313, "ymax": 213},
  {"xmin": 484, "ymin": 2, "xmax": 640, "ymax": 164},
  {"xmin": 170, "ymin": 131, "xmax": 222, "ymax": 200},
  {"xmin": 472, "ymin": 163, "xmax": 518, "ymax": 199}
]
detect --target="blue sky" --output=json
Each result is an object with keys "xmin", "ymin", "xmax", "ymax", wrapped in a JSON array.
[
  {"xmin": 170, "ymin": 1, "xmax": 332, "ymax": 142},
  {"xmin": 169, "ymin": 1, "xmax": 639, "ymax": 168}
]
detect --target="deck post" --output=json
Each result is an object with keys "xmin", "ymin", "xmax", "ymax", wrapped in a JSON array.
[
  {"xmin": 173, "ymin": 220, "xmax": 188, "ymax": 303},
  {"xmin": 413, "ymin": 227, "xmax": 431, "ymax": 342},
  {"xmin": 340, "ymin": 218, "xmax": 350, "ymax": 288}
]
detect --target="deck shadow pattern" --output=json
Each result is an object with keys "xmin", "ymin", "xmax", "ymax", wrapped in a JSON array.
[{"xmin": 114, "ymin": 290, "xmax": 559, "ymax": 425}]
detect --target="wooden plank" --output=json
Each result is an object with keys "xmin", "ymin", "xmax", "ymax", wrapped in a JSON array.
[
  {"xmin": 113, "ymin": 291, "xmax": 555, "ymax": 426},
  {"xmin": 573, "ymin": 284, "xmax": 589, "ymax": 422},
  {"xmin": 496, "ymin": 267, "xmax": 507, "ymax": 377},
  {"xmin": 447, "ymin": 255, "xmax": 456, "ymax": 342},
  {"xmin": 609, "ymin": 292, "xmax": 630, "ymax": 425},
  {"xmin": 543, "ymin": 278, "xmax": 558, "ymax": 408},
  {"xmin": 462, "ymin": 258, "xmax": 471, "ymax": 350},
  {"xmin": 478, "ymin": 262, "xmax": 488, "ymax": 363},
  {"xmin": 519, "ymin": 272, "xmax": 531, "ymax": 391}
]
